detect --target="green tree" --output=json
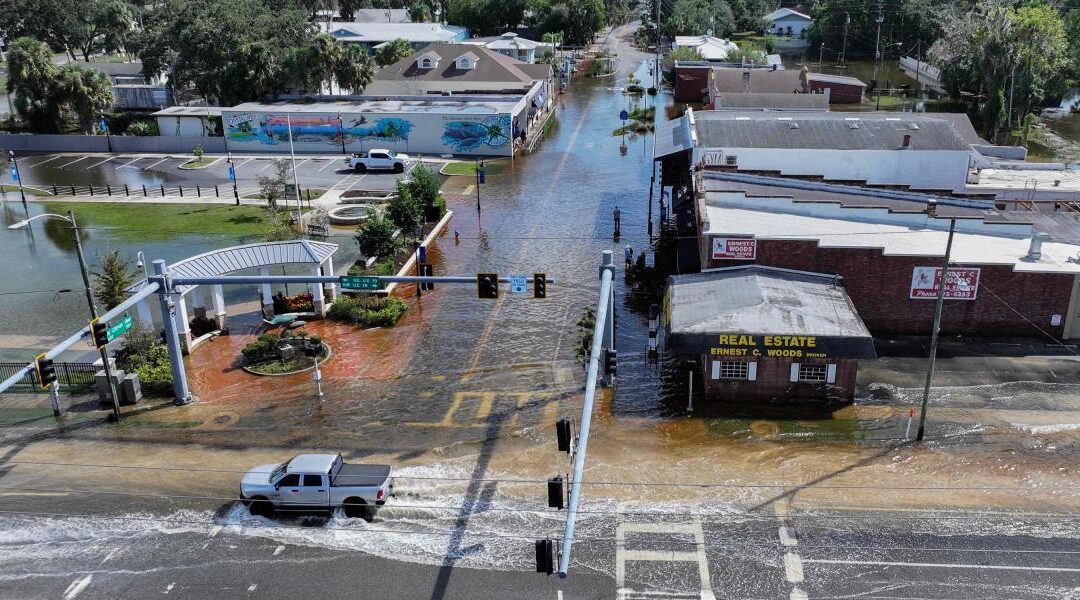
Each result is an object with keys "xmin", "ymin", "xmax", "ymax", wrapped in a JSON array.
[
  {"xmin": 356, "ymin": 211, "xmax": 404, "ymax": 260},
  {"xmin": 409, "ymin": 2, "xmax": 432, "ymax": 21},
  {"xmin": 92, "ymin": 250, "xmax": 136, "ymax": 310},
  {"xmin": 257, "ymin": 159, "xmax": 291, "ymax": 210},
  {"xmin": 375, "ymin": 38, "xmax": 415, "ymax": 67},
  {"xmin": 0, "ymin": 0, "xmax": 133, "ymax": 62},
  {"xmin": 662, "ymin": 0, "xmax": 733, "ymax": 38},
  {"xmin": 53, "ymin": 65, "xmax": 116, "ymax": 133},
  {"xmin": 387, "ymin": 183, "xmax": 423, "ymax": 232},
  {"xmin": 72, "ymin": 0, "xmax": 135, "ymax": 61},
  {"xmin": 334, "ymin": 43, "xmax": 376, "ymax": 94},
  {"xmin": 5, "ymin": 37, "xmax": 61, "ymax": 132},
  {"xmin": 668, "ymin": 46, "xmax": 702, "ymax": 62}
]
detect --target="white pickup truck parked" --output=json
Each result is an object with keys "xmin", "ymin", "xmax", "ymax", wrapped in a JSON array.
[
  {"xmin": 240, "ymin": 453, "xmax": 393, "ymax": 520},
  {"xmin": 346, "ymin": 149, "xmax": 410, "ymax": 173}
]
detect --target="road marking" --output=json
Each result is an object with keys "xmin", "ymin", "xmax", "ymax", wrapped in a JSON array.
[
  {"xmin": 27, "ymin": 155, "xmax": 64, "ymax": 167},
  {"xmin": 247, "ymin": 584, "xmax": 257, "ymax": 592},
  {"xmin": 784, "ymin": 552, "xmax": 805, "ymax": 583},
  {"xmin": 621, "ymin": 550, "xmax": 701, "ymax": 562},
  {"xmin": 208, "ymin": 525, "xmax": 223, "ymax": 538},
  {"xmin": 237, "ymin": 157, "xmax": 255, "ymax": 169},
  {"xmin": 556, "ymin": 591, "xmax": 562, "ymax": 600},
  {"xmin": 778, "ymin": 526, "xmax": 798, "ymax": 547},
  {"xmin": 616, "ymin": 517, "xmax": 713, "ymax": 600},
  {"xmin": 63, "ymin": 575, "xmax": 92, "ymax": 600},
  {"xmin": 59, "ymin": 155, "xmax": 88, "ymax": 167},
  {"xmin": 293, "ymin": 158, "xmax": 309, "ymax": 170},
  {"xmin": 259, "ymin": 160, "xmax": 276, "ymax": 172},
  {"xmin": 116, "ymin": 157, "xmax": 143, "ymax": 169},
  {"xmin": 406, "ymin": 391, "xmax": 494, "ymax": 428},
  {"xmin": 790, "ymin": 588, "xmax": 808, "ymax": 600},
  {"xmin": 273, "ymin": 545, "xmax": 285, "ymax": 556},
  {"xmin": 164, "ymin": 582, "xmax": 175, "ymax": 594},
  {"xmin": 319, "ymin": 159, "xmax": 340, "ymax": 172},
  {"xmin": 143, "ymin": 157, "xmax": 169, "ymax": 170},
  {"xmin": 100, "ymin": 548, "xmax": 118, "ymax": 564},
  {"xmin": 801, "ymin": 559, "xmax": 1080, "ymax": 572},
  {"xmin": 345, "ymin": 173, "xmax": 368, "ymax": 191}
]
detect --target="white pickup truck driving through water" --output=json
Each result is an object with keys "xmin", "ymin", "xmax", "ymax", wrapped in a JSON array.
[
  {"xmin": 240, "ymin": 454, "xmax": 393, "ymax": 520},
  {"xmin": 346, "ymin": 149, "xmax": 410, "ymax": 173}
]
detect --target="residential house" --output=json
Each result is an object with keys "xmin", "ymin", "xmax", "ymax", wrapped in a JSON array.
[
  {"xmin": 763, "ymin": 8, "xmax": 812, "ymax": 39},
  {"xmin": 464, "ymin": 32, "xmax": 546, "ymax": 64},
  {"xmin": 323, "ymin": 22, "xmax": 468, "ymax": 53},
  {"xmin": 672, "ymin": 36, "xmax": 739, "ymax": 61}
]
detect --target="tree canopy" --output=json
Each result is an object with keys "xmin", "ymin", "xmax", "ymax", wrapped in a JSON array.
[
  {"xmin": 5, "ymin": 36, "xmax": 114, "ymax": 133},
  {"xmin": 0, "ymin": 0, "xmax": 134, "ymax": 62},
  {"xmin": 375, "ymin": 38, "xmax": 414, "ymax": 66}
]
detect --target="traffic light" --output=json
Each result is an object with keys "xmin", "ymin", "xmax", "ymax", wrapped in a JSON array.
[
  {"xmin": 533, "ymin": 273, "xmax": 547, "ymax": 299},
  {"xmin": 547, "ymin": 476, "xmax": 565, "ymax": 509},
  {"xmin": 535, "ymin": 539, "xmax": 556, "ymax": 575},
  {"xmin": 604, "ymin": 348, "xmax": 617, "ymax": 377},
  {"xmin": 35, "ymin": 354, "xmax": 56, "ymax": 389},
  {"xmin": 91, "ymin": 319, "xmax": 110, "ymax": 349},
  {"xmin": 556, "ymin": 418, "xmax": 573, "ymax": 453},
  {"xmin": 477, "ymin": 273, "xmax": 498, "ymax": 299},
  {"xmin": 420, "ymin": 263, "xmax": 434, "ymax": 291}
]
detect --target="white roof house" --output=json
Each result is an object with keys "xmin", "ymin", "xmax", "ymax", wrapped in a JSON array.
[
  {"xmin": 673, "ymin": 36, "xmax": 739, "ymax": 61},
  {"xmin": 464, "ymin": 32, "xmax": 545, "ymax": 63},
  {"xmin": 323, "ymin": 22, "xmax": 468, "ymax": 48},
  {"xmin": 764, "ymin": 8, "xmax": 812, "ymax": 44},
  {"xmin": 763, "ymin": 8, "xmax": 812, "ymax": 23}
]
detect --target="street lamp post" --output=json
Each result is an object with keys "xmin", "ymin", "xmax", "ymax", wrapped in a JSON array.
[
  {"xmin": 227, "ymin": 152, "xmax": 239, "ymax": 205},
  {"xmin": 7, "ymin": 150, "xmax": 27, "ymax": 205},
  {"xmin": 916, "ymin": 200, "xmax": 957, "ymax": 441},
  {"xmin": 337, "ymin": 115, "xmax": 347, "ymax": 154},
  {"xmin": 8, "ymin": 212, "xmax": 123, "ymax": 421},
  {"xmin": 100, "ymin": 112, "xmax": 113, "ymax": 153}
]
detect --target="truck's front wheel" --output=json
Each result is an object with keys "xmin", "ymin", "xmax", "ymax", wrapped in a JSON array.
[
  {"xmin": 393, "ymin": 163, "xmax": 404, "ymax": 173},
  {"xmin": 247, "ymin": 496, "xmax": 273, "ymax": 518},
  {"xmin": 343, "ymin": 497, "xmax": 372, "ymax": 521}
]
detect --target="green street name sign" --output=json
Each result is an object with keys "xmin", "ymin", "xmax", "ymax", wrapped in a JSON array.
[
  {"xmin": 340, "ymin": 275, "xmax": 381, "ymax": 290},
  {"xmin": 106, "ymin": 313, "xmax": 133, "ymax": 342}
]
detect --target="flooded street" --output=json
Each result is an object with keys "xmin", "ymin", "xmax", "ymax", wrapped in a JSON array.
[{"xmin": 0, "ymin": 25, "xmax": 1078, "ymax": 599}]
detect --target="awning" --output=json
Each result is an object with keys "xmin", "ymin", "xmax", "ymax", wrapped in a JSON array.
[{"xmin": 531, "ymin": 86, "xmax": 549, "ymax": 109}]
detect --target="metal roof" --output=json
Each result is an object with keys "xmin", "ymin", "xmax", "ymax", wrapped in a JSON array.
[
  {"xmin": 127, "ymin": 240, "xmax": 337, "ymax": 294},
  {"xmin": 325, "ymin": 22, "xmax": 466, "ymax": 43},
  {"xmin": 287, "ymin": 454, "xmax": 339, "ymax": 474},
  {"xmin": 227, "ymin": 96, "xmax": 521, "ymax": 114},
  {"xmin": 665, "ymin": 266, "xmax": 875, "ymax": 358},
  {"xmin": 151, "ymin": 106, "xmax": 225, "ymax": 117},
  {"xmin": 693, "ymin": 111, "xmax": 979, "ymax": 151},
  {"xmin": 712, "ymin": 92, "xmax": 829, "ymax": 110},
  {"xmin": 654, "ymin": 115, "xmax": 693, "ymax": 159}
]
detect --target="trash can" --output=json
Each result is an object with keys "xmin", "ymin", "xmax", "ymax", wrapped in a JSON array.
[{"xmin": 120, "ymin": 372, "xmax": 143, "ymax": 405}]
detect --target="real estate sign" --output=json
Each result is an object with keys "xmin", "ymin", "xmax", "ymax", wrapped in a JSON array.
[
  {"xmin": 711, "ymin": 238, "xmax": 757, "ymax": 260},
  {"xmin": 909, "ymin": 266, "xmax": 980, "ymax": 300}
]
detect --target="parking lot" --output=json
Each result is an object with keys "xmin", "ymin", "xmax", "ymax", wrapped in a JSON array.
[{"xmin": 7, "ymin": 152, "xmax": 426, "ymax": 194}]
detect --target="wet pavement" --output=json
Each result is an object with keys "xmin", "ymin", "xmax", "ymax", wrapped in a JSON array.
[{"xmin": 0, "ymin": 22, "xmax": 1079, "ymax": 599}]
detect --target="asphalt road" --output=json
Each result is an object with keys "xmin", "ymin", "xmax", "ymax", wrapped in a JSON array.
[
  {"xmin": 0, "ymin": 490, "xmax": 1074, "ymax": 599},
  {"xmin": 9, "ymin": 152, "xmax": 414, "ymax": 194}
]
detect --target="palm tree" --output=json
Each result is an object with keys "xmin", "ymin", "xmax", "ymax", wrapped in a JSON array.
[
  {"xmin": 5, "ymin": 37, "xmax": 61, "ymax": 132},
  {"xmin": 54, "ymin": 66, "xmax": 116, "ymax": 133},
  {"xmin": 334, "ymin": 44, "xmax": 375, "ymax": 94}
]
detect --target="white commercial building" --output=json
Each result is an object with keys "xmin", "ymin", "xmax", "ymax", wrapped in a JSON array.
[
  {"xmin": 464, "ymin": 32, "xmax": 545, "ymax": 64},
  {"xmin": 673, "ymin": 36, "xmax": 739, "ymax": 61},
  {"xmin": 323, "ymin": 22, "xmax": 468, "ymax": 52}
]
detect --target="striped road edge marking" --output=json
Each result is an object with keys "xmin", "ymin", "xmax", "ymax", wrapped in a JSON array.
[{"xmin": 801, "ymin": 559, "xmax": 1080, "ymax": 572}]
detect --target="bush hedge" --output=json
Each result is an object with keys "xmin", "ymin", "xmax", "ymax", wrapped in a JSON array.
[{"xmin": 327, "ymin": 295, "xmax": 408, "ymax": 328}]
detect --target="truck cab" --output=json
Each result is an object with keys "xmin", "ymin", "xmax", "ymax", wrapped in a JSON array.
[{"xmin": 240, "ymin": 453, "xmax": 393, "ymax": 520}]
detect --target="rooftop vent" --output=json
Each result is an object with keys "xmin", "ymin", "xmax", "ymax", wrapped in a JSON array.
[
  {"xmin": 789, "ymin": 121, "xmax": 799, "ymax": 129},
  {"xmin": 909, "ymin": 123, "xmax": 920, "ymax": 130},
  {"xmin": 847, "ymin": 120, "xmax": 860, "ymax": 130},
  {"xmin": 1027, "ymin": 233, "xmax": 1046, "ymax": 260}
]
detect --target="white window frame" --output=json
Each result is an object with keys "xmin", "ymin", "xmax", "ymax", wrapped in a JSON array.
[
  {"xmin": 826, "ymin": 364, "xmax": 837, "ymax": 384},
  {"xmin": 420, "ymin": 58, "xmax": 433, "ymax": 69},
  {"xmin": 797, "ymin": 364, "xmax": 828, "ymax": 383},
  {"xmin": 457, "ymin": 58, "xmax": 473, "ymax": 69}
]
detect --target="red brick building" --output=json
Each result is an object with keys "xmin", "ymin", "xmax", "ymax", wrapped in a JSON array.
[
  {"xmin": 696, "ymin": 184, "xmax": 1080, "ymax": 339},
  {"xmin": 665, "ymin": 266, "xmax": 876, "ymax": 404}
]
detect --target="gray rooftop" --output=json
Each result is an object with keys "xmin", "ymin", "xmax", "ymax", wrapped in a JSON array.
[
  {"xmin": 152, "ymin": 106, "xmax": 224, "ymax": 117},
  {"xmin": 666, "ymin": 266, "xmax": 876, "ymax": 358},
  {"xmin": 694, "ymin": 111, "xmax": 982, "ymax": 151},
  {"xmin": 373, "ymin": 43, "xmax": 550, "ymax": 86},
  {"xmin": 712, "ymin": 92, "xmax": 829, "ymax": 110},
  {"xmin": 654, "ymin": 115, "xmax": 693, "ymax": 159},
  {"xmin": 228, "ymin": 96, "xmax": 522, "ymax": 114}
]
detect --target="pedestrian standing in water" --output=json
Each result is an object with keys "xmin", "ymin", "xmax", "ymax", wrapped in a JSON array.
[
  {"xmin": 624, "ymin": 244, "xmax": 634, "ymax": 267},
  {"xmin": 613, "ymin": 205, "xmax": 621, "ymax": 238},
  {"xmin": 454, "ymin": 230, "xmax": 460, "ymax": 244}
]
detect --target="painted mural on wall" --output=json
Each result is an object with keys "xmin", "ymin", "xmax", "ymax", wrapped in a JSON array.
[
  {"xmin": 226, "ymin": 113, "xmax": 345, "ymax": 145},
  {"xmin": 441, "ymin": 115, "xmax": 511, "ymax": 151},
  {"xmin": 342, "ymin": 116, "xmax": 412, "ymax": 144}
]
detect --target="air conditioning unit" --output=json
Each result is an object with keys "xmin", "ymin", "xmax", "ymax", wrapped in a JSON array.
[{"xmin": 725, "ymin": 155, "xmax": 738, "ymax": 166}]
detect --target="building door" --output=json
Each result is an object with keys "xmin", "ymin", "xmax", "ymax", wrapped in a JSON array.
[{"xmin": 1065, "ymin": 275, "xmax": 1080, "ymax": 340}]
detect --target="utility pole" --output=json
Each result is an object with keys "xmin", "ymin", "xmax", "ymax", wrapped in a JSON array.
[
  {"xmin": 6, "ymin": 150, "xmax": 26, "ymax": 205},
  {"xmin": 1007, "ymin": 61, "xmax": 1017, "ymax": 130},
  {"xmin": 873, "ymin": 1, "xmax": 884, "ymax": 103},
  {"xmin": 916, "ymin": 203, "xmax": 956, "ymax": 442},
  {"xmin": 227, "ymin": 152, "xmax": 239, "ymax": 205},
  {"xmin": 818, "ymin": 43, "xmax": 824, "ymax": 72},
  {"xmin": 285, "ymin": 113, "xmax": 305, "ymax": 237},
  {"xmin": 841, "ymin": 12, "xmax": 849, "ymax": 64},
  {"xmin": 654, "ymin": 0, "xmax": 661, "ymax": 90}
]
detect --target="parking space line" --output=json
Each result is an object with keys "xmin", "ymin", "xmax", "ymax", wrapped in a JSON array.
[
  {"xmin": 259, "ymin": 160, "xmax": 275, "ymax": 172},
  {"xmin": 237, "ymin": 158, "xmax": 256, "ymax": 169},
  {"xmin": 293, "ymin": 158, "xmax": 310, "ymax": 170},
  {"xmin": 142, "ymin": 157, "xmax": 169, "ymax": 170},
  {"xmin": 27, "ymin": 155, "xmax": 64, "ymax": 167},
  {"xmin": 319, "ymin": 159, "xmax": 341, "ymax": 172},
  {"xmin": 63, "ymin": 575, "xmax": 92, "ymax": 600},
  {"xmin": 801, "ymin": 559, "xmax": 1080, "ymax": 572},
  {"xmin": 346, "ymin": 174, "xmax": 368, "ymax": 191},
  {"xmin": 57, "ymin": 156, "xmax": 88, "ymax": 168},
  {"xmin": 116, "ymin": 157, "xmax": 143, "ymax": 169}
]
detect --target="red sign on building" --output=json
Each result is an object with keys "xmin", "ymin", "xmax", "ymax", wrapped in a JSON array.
[
  {"xmin": 909, "ymin": 266, "xmax": 980, "ymax": 300},
  {"xmin": 712, "ymin": 238, "xmax": 757, "ymax": 260}
]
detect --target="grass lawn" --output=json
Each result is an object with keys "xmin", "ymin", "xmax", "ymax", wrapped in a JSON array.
[
  {"xmin": 179, "ymin": 157, "xmax": 218, "ymax": 169},
  {"xmin": 243, "ymin": 188, "xmax": 327, "ymax": 201},
  {"xmin": 43, "ymin": 202, "xmax": 277, "ymax": 240},
  {"xmin": 440, "ymin": 160, "xmax": 509, "ymax": 177},
  {"xmin": 1, "ymin": 184, "xmax": 50, "ymax": 196}
]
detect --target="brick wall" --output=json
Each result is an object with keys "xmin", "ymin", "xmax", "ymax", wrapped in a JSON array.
[
  {"xmin": 674, "ymin": 66, "xmax": 710, "ymax": 103},
  {"xmin": 702, "ymin": 356, "xmax": 858, "ymax": 403},
  {"xmin": 706, "ymin": 239, "xmax": 1076, "ymax": 337}
]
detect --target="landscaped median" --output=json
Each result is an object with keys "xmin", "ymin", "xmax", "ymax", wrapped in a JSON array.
[
  {"xmin": 41, "ymin": 201, "xmax": 283, "ymax": 240},
  {"xmin": 439, "ymin": 159, "xmax": 509, "ymax": 177}
]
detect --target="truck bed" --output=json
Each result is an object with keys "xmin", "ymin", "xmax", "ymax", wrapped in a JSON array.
[{"xmin": 331, "ymin": 464, "xmax": 391, "ymax": 487}]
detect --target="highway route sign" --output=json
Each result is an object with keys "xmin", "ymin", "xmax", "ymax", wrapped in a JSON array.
[{"xmin": 340, "ymin": 275, "xmax": 381, "ymax": 290}]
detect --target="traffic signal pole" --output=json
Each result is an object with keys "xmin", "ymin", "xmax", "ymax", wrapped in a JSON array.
[{"xmin": 557, "ymin": 250, "xmax": 614, "ymax": 578}]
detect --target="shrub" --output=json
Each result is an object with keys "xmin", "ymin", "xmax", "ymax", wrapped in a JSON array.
[
  {"xmin": 118, "ymin": 343, "xmax": 173, "ymax": 396},
  {"xmin": 127, "ymin": 120, "xmax": 158, "ymax": 136},
  {"xmin": 355, "ymin": 211, "xmax": 403, "ymax": 260},
  {"xmin": 241, "ymin": 334, "xmax": 280, "ymax": 361},
  {"xmin": 193, "ymin": 144, "xmax": 204, "ymax": 159},
  {"xmin": 327, "ymin": 295, "xmax": 408, "ymax": 328}
]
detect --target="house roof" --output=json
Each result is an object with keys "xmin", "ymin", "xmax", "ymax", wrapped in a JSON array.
[
  {"xmin": 373, "ymin": 43, "xmax": 549, "ymax": 86},
  {"xmin": 712, "ymin": 92, "xmax": 829, "ymax": 110},
  {"xmin": 227, "ymin": 96, "xmax": 521, "ymax": 114},
  {"xmin": 764, "ymin": 8, "xmax": 812, "ymax": 21},
  {"xmin": 152, "ymin": 106, "xmax": 224, "ymax": 117},
  {"xmin": 807, "ymin": 72, "xmax": 867, "ymax": 87},
  {"xmin": 711, "ymin": 68, "xmax": 804, "ymax": 94},
  {"xmin": 325, "ymin": 22, "xmax": 466, "ymax": 44},
  {"xmin": 665, "ymin": 266, "xmax": 875, "ymax": 358},
  {"xmin": 654, "ymin": 113, "xmax": 693, "ymax": 159},
  {"xmin": 692, "ymin": 111, "xmax": 981, "ymax": 151},
  {"xmin": 465, "ymin": 32, "xmax": 544, "ymax": 51},
  {"xmin": 700, "ymin": 199, "xmax": 1080, "ymax": 275},
  {"xmin": 673, "ymin": 35, "xmax": 739, "ymax": 60}
]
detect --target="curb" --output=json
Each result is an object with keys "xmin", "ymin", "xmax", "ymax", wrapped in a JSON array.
[
  {"xmin": 382, "ymin": 209, "xmax": 454, "ymax": 296},
  {"xmin": 241, "ymin": 343, "xmax": 333, "ymax": 377}
]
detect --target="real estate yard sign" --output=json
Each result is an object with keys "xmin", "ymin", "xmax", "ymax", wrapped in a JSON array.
[
  {"xmin": 910, "ymin": 266, "xmax": 980, "ymax": 300},
  {"xmin": 711, "ymin": 238, "xmax": 757, "ymax": 260}
]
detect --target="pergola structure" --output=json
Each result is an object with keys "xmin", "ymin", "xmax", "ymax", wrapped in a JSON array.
[{"xmin": 128, "ymin": 240, "xmax": 339, "ymax": 353}]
